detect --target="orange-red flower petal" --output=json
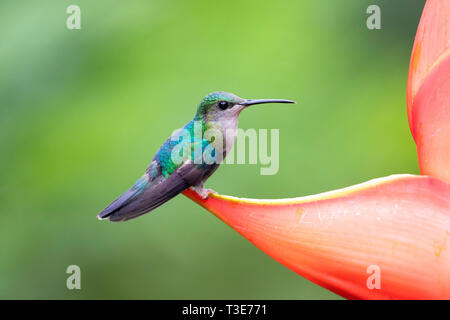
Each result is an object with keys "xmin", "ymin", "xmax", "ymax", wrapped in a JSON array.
[
  {"xmin": 407, "ymin": 0, "xmax": 450, "ymax": 182},
  {"xmin": 181, "ymin": 1, "xmax": 450, "ymax": 300},
  {"xmin": 407, "ymin": 0, "xmax": 450, "ymax": 129},
  {"xmin": 183, "ymin": 175, "xmax": 450, "ymax": 299},
  {"xmin": 411, "ymin": 55, "xmax": 450, "ymax": 183}
]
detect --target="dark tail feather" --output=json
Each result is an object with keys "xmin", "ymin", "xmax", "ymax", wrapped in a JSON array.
[
  {"xmin": 98, "ymin": 170, "xmax": 191, "ymax": 222},
  {"xmin": 97, "ymin": 187, "xmax": 139, "ymax": 220}
]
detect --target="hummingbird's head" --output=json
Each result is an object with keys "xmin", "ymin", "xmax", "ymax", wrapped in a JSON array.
[{"xmin": 195, "ymin": 91, "xmax": 295, "ymax": 122}]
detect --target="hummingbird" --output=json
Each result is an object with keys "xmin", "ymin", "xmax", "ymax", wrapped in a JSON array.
[{"xmin": 98, "ymin": 91, "xmax": 295, "ymax": 222}]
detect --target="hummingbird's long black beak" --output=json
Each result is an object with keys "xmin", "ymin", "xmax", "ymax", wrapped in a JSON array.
[{"xmin": 240, "ymin": 99, "xmax": 295, "ymax": 106}]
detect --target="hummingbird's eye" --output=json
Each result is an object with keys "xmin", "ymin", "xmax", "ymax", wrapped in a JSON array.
[{"xmin": 218, "ymin": 101, "xmax": 229, "ymax": 110}]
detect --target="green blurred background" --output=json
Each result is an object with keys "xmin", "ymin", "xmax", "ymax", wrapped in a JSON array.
[{"xmin": 0, "ymin": 0, "xmax": 424, "ymax": 299}]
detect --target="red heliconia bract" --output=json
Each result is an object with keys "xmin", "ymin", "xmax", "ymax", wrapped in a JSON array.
[
  {"xmin": 408, "ymin": 0, "xmax": 450, "ymax": 183},
  {"xmin": 183, "ymin": 175, "xmax": 450, "ymax": 299},
  {"xmin": 183, "ymin": 0, "xmax": 450, "ymax": 299}
]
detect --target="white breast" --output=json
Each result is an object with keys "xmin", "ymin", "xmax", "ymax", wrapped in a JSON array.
[{"xmin": 210, "ymin": 118, "xmax": 239, "ymax": 161}]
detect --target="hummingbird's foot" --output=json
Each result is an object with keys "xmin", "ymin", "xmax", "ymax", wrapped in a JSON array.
[{"xmin": 190, "ymin": 185, "xmax": 217, "ymax": 200}]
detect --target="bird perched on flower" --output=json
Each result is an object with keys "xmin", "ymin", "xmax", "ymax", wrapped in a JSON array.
[{"xmin": 98, "ymin": 91, "xmax": 294, "ymax": 222}]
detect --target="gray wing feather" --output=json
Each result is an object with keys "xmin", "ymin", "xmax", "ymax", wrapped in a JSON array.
[{"xmin": 98, "ymin": 162, "xmax": 211, "ymax": 222}]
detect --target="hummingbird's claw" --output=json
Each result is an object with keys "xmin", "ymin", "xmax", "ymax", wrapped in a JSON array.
[{"xmin": 190, "ymin": 185, "xmax": 216, "ymax": 199}]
